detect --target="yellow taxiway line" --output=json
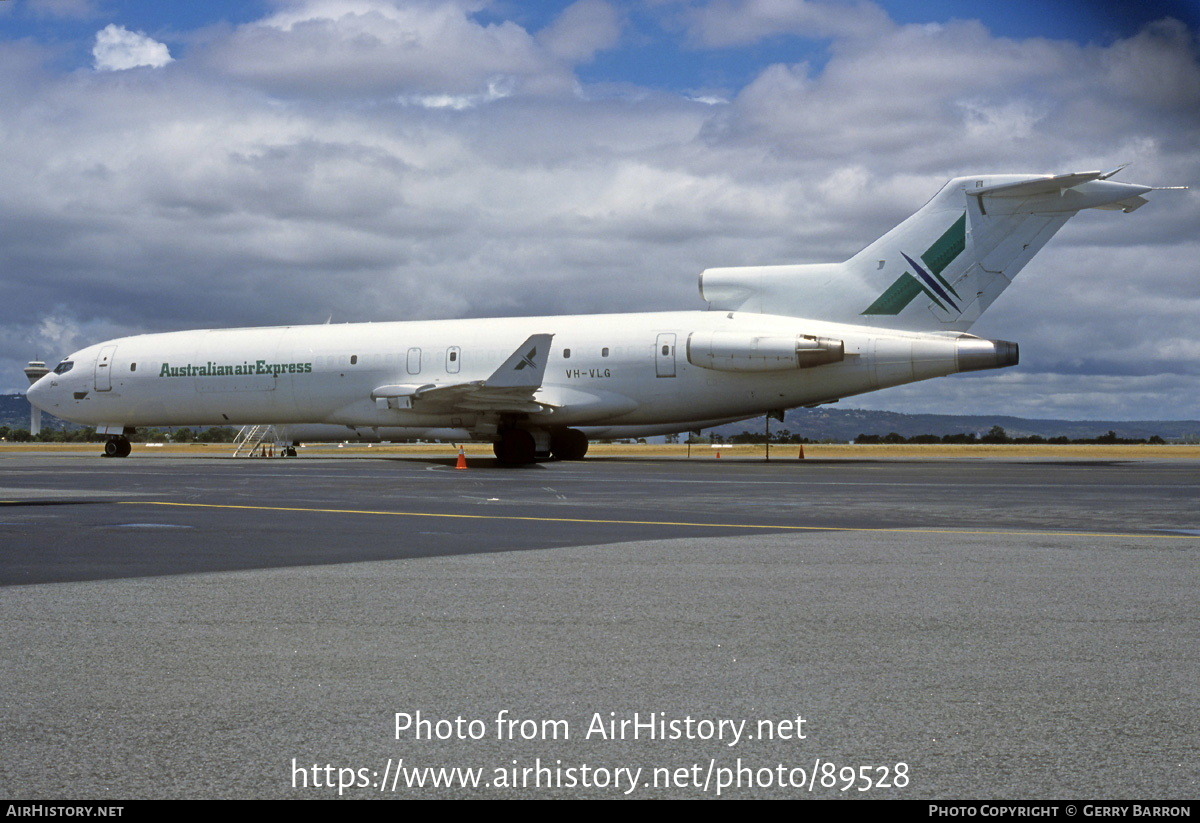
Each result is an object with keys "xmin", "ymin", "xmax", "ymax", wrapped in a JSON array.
[{"xmin": 121, "ymin": 500, "xmax": 1200, "ymax": 541}]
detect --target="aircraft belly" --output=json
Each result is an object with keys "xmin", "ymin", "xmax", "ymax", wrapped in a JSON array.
[
  {"xmin": 321, "ymin": 399, "xmax": 476, "ymax": 429},
  {"xmin": 584, "ymin": 364, "xmax": 873, "ymax": 426}
]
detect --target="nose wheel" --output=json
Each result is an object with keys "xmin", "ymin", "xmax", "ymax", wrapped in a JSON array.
[{"xmin": 103, "ymin": 436, "xmax": 132, "ymax": 458}]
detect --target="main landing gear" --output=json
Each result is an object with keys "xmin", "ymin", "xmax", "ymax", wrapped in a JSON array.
[
  {"xmin": 549, "ymin": 428, "xmax": 589, "ymax": 461},
  {"xmin": 493, "ymin": 428, "xmax": 536, "ymax": 465},
  {"xmin": 492, "ymin": 427, "xmax": 589, "ymax": 465},
  {"xmin": 102, "ymin": 435, "xmax": 132, "ymax": 458}
]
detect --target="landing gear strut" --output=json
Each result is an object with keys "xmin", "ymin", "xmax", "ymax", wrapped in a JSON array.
[
  {"xmin": 102, "ymin": 435, "xmax": 132, "ymax": 458},
  {"xmin": 550, "ymin": 428, "xmax": 589, "ymax": 460}
]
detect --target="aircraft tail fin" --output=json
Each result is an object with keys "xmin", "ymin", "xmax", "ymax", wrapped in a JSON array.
[{"xmin": 701, "ymin": 170, "xmax": 1167, "ymax": 331}]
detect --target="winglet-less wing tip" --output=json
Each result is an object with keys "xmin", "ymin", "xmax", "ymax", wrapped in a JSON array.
[{"xmin": 486, "ymin": 333, "xmax": 555, "ymax": 389}]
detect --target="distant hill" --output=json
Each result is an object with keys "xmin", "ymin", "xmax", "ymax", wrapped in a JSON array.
[
  {"xmin": 0, "ymin": 393, "xmax": 75, "ymax": 432},
  {"xmin": 4, "ymin": 393, "xmax": 1198, "ymax": 442},
  {"xmin": 708, "ymin": 406, "xmax": 1200, "ymax": 442}
]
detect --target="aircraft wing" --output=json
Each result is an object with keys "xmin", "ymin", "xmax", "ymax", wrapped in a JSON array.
[{"xmin": 371, "ymin": 333, "xmax": 556, "ymax": 416}]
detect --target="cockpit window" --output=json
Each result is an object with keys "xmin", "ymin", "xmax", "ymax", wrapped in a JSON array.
[{"xmin": 53, "ymin": 360, "xmax": 74, "ymax": 375}]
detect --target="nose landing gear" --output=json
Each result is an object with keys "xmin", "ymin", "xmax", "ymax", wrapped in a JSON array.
[{"xmin": 102, "ymin": 435, "xmax": 132, "ymax": 458}]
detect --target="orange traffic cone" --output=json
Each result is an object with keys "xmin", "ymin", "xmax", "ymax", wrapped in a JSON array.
[
  {"xmin": 716, "ymin": 449, "xmax": 721, "ymax": 458},
  {"xmin": 455, "ymin": 445, "xmax": 468, "ymax": 470},
  {"xmin": 798, "ymin": 444, "xmax": 805, "ymax": 460}
]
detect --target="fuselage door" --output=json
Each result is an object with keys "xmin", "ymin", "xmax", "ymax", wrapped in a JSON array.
[
  {"xmin": 94, "ymin": 345, "xmax": 117, "ymax": 391},
  {"xmin": 655, "ymin": 333, "xmax": 677, "ymax": 378},
  {"xmin": 446, "ymin": 346, "xmax": 461, "ymax": 374},
  {"xmin": 407, "ymin": 347, "xmax": 422, "ymax": 375}
]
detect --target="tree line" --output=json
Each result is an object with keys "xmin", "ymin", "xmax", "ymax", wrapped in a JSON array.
[
  {"xmin": 720, "ymin": 425, "xmax": 1168, "ymax": 445},
  {"xmin": 0, "ymin": 426, "xmax": 241, "ymax": 443},
  {"xmin": 853, "ymin": 426, "xmax": 1166, "ymax": 445}
]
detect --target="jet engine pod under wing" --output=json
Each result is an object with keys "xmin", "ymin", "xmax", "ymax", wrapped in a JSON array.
[{"xmin": 686, "ymin": 330, "xmax": 844, "ymax": 372}]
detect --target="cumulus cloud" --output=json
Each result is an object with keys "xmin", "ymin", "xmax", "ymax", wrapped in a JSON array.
[
  {"xmin": 538, "ymin": 0, "xmax": 622, "ymax": 63},
  {"xmin": 685, "ymin": 0, "xmax": 894, "ymax": 47},
  {"xmin": 92, "ymin": 24, "xmax": 173, "ymax": 71},
  {"xmin": 202, "ymin": 0, "xmax": 575, "ymax": 98},
  {"xmin": 2, "ymin": 1, "xmax": 1198, "ymax": 420}
]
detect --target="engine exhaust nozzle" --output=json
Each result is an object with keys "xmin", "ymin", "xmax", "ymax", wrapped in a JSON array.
[{"xmin": 956, "ymin": 337, "xmax": 1019, "ymax": 373}]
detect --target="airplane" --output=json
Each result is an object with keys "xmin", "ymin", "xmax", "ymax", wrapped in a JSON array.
[{"xmin": 26, "ymin": 168, "xmax": 1174, "ymax": 464}]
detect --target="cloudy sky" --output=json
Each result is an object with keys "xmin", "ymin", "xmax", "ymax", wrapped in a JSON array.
[{"xmin": 2, "ymin": 0, "xmax": 1197, "ymax": 420}]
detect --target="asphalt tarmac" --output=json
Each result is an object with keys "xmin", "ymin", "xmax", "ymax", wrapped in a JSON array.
[{"xmin": 1, "ymin": 452, "xmax": 1197, "ymax": 798}]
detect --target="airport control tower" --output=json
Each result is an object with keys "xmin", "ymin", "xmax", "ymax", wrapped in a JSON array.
[{"xmin": 24, "ymin": 360, "xmax": 50, "ymax": 436}]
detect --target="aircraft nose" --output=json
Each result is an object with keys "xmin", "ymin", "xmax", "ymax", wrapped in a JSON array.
[{"xmin": 26, "ymin": 376, "xmax": 52, "ymax": 411}]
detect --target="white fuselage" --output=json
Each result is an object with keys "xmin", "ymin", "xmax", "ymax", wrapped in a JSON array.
[
  {"xmin": 28, "ymin": 170, "xmax": 1163, "ymax": 452},
  {"xmin": 27, "ymin": 309, "xmax": 1005, "ymax": 441}
]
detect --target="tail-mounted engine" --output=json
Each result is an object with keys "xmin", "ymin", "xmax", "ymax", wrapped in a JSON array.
[{"xmin": 686, "ymin": 331, "xmax": 844, "ymax": 373}]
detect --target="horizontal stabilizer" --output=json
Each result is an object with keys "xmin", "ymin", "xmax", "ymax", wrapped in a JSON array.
[
  {"xmin": 966, "ymin": 170, "xmax": 1107, "ymax": 197},
  {"xmin": 964, "ymin": 168, "xmax": 1160, "ymax": 214}
]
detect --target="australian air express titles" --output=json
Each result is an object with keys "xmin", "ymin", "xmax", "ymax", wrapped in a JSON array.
[{"xmin": 158, "ymin": 359, "xmax": 314, "ymax": 377}]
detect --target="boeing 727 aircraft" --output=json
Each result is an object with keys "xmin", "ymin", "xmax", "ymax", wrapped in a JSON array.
[{"xmin": 27, "ymin": 169, "xmax": 1169, "ymax": 463}]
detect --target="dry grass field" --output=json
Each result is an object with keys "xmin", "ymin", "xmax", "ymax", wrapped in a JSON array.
[{"xmin": 3, "ymin": 441, "xmax": 1198, "ymax": 459}]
